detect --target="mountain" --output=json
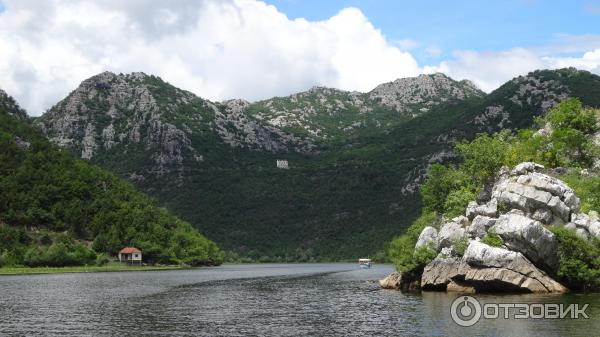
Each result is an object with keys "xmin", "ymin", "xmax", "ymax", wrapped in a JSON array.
[
  {"xmin": 244, "ymin": 73, "xmax": 484, "ymax": 142},
  {"xmin": 0, "ymin": 95, "xmax": 222, "ymax": 267},
  {"xmin": 35, "ymin": 68, "xmax": 600, "ymax": 261},
  {"xmin": 0, "ymin": 88, "xmax": 28, "ymax": 120}
]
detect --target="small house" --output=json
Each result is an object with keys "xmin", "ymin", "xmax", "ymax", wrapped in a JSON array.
[
  {"xmin": 118, "ymin": 247, "xmax": 142, "ymax": 265},
  {"xmin": 276, "ymin": 160, "xmax": 289, "ymax": 169}
]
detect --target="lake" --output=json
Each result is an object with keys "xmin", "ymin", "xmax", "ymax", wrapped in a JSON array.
[{"xmin": 0, "ymin": 263, "xmax": 598, "ymax": 336}]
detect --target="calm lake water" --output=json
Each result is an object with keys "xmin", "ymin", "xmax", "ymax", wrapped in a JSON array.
[{"xmin": 0, "ymin": 263, "xmax": 598, "ymax": 336}]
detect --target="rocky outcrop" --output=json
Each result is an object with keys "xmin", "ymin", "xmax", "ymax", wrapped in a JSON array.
[
  {"xmin": 35, "ymin": 72, "xmax": 312, "ymax": 179},
  {"xmin": 492, "ymin": 211, "xmax": 559, "ymax": 273},
  {"xmin": 492, "ymin": 162, "xmax": 579, "ymax": 223},
  {"xmin": 438, "ymin": 221, "xmax": 465, "ymax": 249},
  {"xmin": 415, "ymin": 226, "xmax": 438, "ymax": 250},
  {"xmin": 369, "ymin": 73, "xmax": 484, "ymax": 113},
  {"xmin": 378, "ymin": 271, "xmax": 421, "ymax": 291},
  {"xmin": 248, "ymin": 73, "xmax": 484, "ymax": 140},
  {"xmin": 421, "ymin": 242, "xmax": 567, "ymax": 293},
  {"xmin": 379, "ymin": 272, "xmax": 402, "ymax": 289},
  {"xmin": 384, "ymin": 162, "xmax": 597, "ymax": 293},
  {"xmin": 217, "ymin": 99, "xmax": 315, "ymax": 153}
]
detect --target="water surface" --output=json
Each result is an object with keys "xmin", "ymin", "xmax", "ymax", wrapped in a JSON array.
[{"xmin": 0, "ymin": 263, "xmax": 597, "ymax": 336}]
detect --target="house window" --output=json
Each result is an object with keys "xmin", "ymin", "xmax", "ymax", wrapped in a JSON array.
[{"xmin": 134, "ymin": 254, "xmax": 138, "ymax": 258}]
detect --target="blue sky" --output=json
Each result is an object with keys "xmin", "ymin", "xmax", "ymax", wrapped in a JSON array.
[{"xmin": 264, "ymin": 0, "xmax": 600, "ymax": 63}]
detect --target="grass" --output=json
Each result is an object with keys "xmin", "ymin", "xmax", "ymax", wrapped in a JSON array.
[{"xmin": 0, "ymin": 262, "xmax": 188, "ymax": 275}]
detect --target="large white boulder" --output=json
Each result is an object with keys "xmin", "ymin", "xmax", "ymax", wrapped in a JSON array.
[
  {"xmin": 511, "ymin": 162, "xmax": 544, "ymax": 175},
  {"xmin": 421, "ymin": 242, "xmax": 567, "ymax": 293},
  {"xmin": 491, "ymin": 164, "xmax": 580, "ymax": 223},
  {"xmin": 415, "ymin": 226, "xmax": 438, "ymax": 250},
  {"xmin": 466, "ymin": 199, "xmax": 498, "ymax": 220},
  {"xmin": 438, "ymin": 222, "xmax": 465, "ymax": 249},
  {"xmin": 491, "ymin": 212, "xmax": 559, "ymax": 273},
  {"xmin": 379, "ymin": 272, "xmax": 401, "ymax": 289},
  {"xmin": 461, "ymin": 241, "xmax": 567, "ymax": 293},
  {"xmin": 467, "ymin": 215, "xmax": 496, "ymax": 239}
]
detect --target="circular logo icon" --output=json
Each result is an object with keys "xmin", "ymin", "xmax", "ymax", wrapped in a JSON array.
[{"xmin": 450, "ymin": 295, "xmax": 482, "ymax": 327}]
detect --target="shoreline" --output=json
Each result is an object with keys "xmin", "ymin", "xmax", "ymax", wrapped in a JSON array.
[{"xmin": 0, "ymin": 264, "xmax": 189, "ymax": 276}]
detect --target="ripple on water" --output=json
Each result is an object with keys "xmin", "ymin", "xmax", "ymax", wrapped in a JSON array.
[{"xmin": 0, "ymin": 264, "xmax": 598, "ymax": 337}]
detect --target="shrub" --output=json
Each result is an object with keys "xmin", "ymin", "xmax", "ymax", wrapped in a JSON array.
[
  {"xmin": 545, "ymin": 98, "xmax": 598, "ymax": 134},
  {"xmin": 421, "ymin": 165, "xmax": 473, "ymax": 214},
  {"xmin": 444, "ymin": 187, "xmax": 476, "ymax": 219},
  {"xmin": 388, "ymin": 211, "xmax": 440, "ymax": 277},
  {"xmin": 95, "ymin": 253, "xmax": 110, "ymax": 266},
  {"xmin": 451, "ymin": 236, "xmax": 469, "ymax": 256},
  {"xmin": 550, "ymin": 227, "xmax": 600, "ymax": 291},
  {"xmin": 23, "ymin": 242, "xmax": 96, "ymax": 267},
  {"xmin": 455, "ymin": 131, "xmax": 510, "ymax": 185},
  {"xmin": 481, "ymin": 229, "xmax": 504, "ymax": 247}
]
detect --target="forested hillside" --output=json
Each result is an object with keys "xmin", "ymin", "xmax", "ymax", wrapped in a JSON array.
[
  {"xmin": 35, "ymin": 68, "xmax": 600, "ymax": 261},
  {"xmin": 0, "ymin": 105, "xmax": 222, "ymax": 267}
]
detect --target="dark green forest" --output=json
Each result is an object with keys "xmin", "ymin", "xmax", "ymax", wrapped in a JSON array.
[{"xmin": 0, "ymin": 107, "xmax": 223, "ymax": 267}]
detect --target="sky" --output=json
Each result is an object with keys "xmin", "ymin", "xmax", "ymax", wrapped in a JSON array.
[{"xmin": 0, "ymin": 0, "xmax": 599, "ymax": 116}]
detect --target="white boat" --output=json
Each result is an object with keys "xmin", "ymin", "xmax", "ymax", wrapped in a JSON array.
[{"xmin": 358, "ymin": 258, "xmax": 372, "ymax": 269}]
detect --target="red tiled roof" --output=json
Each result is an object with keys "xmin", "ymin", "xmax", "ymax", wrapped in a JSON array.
[{"xmin": 119, "ymin": 247, "xmax": 141, "ymax": 254}]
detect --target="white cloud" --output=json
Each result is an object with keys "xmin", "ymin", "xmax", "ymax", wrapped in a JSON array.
[
  {"xmin": 424, "ymin": 46, "xmax": 442, "ymax": 58},
  {"xmin": 394, "ymin": 38, "xmax": 419, "ymax": 50},
  {"xmin": 0, "ymin": 0, "xmax": 421, "ymax": 116},
  {"xmin": 1, "ymin": 0, "xmax": 599, "ymax": 116},
  {"xmin": 425, "ymin": 47, "xmax": 600, "ymax": 92}
]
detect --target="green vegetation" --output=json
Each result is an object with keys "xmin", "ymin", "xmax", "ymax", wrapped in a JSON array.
[
  {"xmin": 35, "ymin": 68, "xmax": 600, "ymax": 261},
  {"xmin": 388, "ymin": 98, "xmax": 600, "ymax": 289},
  {"xmin": 0, "ymin": 262, "xmax": 186, "ymax": 275},
  {"xmin": 387, "ymin": 211, "xmax": 439, "ymax": 277},
  {"xmin": 451, "ymin": 236, "xmax": 469, "ymax": 256},
  {"xmin": 551, "ymin": 227, "xmax": 600, "ymax": 291},
  {"xmin": 481, "ymin": 229, "xmax": 504, "ymax": 247},
  {"xmin": 0, "ymin": 106, "xmax": 223, "ymax": 268}
]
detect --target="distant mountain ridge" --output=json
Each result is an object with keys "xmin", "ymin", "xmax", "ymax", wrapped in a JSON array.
[
  {"xmin": 244, "ymin": 73, "xmax": 484, "ymax": 142},
  {"xmin": 33, "ymin": 68, "xmax": 600, "ymax": 260}
]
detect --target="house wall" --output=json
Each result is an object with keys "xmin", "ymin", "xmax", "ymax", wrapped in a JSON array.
[{"xmin": 118, "ymin": 252, "xmax": 142, "ymax": 262}]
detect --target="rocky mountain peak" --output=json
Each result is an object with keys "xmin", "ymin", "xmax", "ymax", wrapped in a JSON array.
[
  {"xmin": 0, "ymin": 88, "xmax": 28, "ymax": 120},
  {"xmin": 368, "ymin": 72, "xmax": 485, "ymax": 113},
  {"xmin": 221, "ymin": 99, "xmax": 251, "ymax": 113},
  {"xmin": 36, "ymin": 71, "xmax": 205, "ymax": 171}
]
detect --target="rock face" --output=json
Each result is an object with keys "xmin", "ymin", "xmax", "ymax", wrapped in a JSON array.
[
  {"xmin": 247, "ymin": 73, "xmax": 485, "ymax": 141},
  {"xmin": 379, "ymin": 272, "xmax": 402, "ymax": 289},
  {"xmin": 492, "ymin": 211, "xmax": 558, "ymax": 273},
  {"xmin": 421, "ymin": 242, "xmax": 567, "ymax": 293},
  {"xmin": 438, "ymin": 222, "xmax": 465, "ymax": 249},
  {"xmin": 415, "ymin": 226, "xmax": 438, "ymax": 250},
  {"xmin": 36, "ymin": 72, "xmax": 312, "ymax": 178},
  {"xmin": 369, "ymin": 73, "xmax": 483, "ymax": 113},
  {"xmin": 402, "ymin": 162, "xmax": 596, "ymax": 293},
  {"xmin": 492, "ymin": 162, "xmax": 580, "ymax": 223}
]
